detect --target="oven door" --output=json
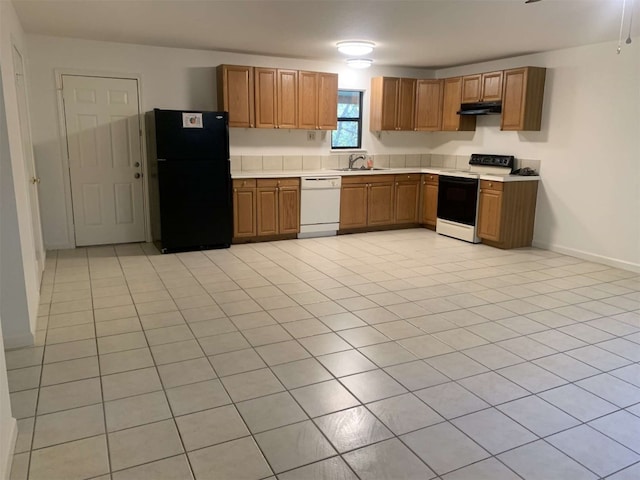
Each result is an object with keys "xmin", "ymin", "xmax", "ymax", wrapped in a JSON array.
[{"xmin": 437, "ymin": 176, "xmax": 479, "ymax": 226}]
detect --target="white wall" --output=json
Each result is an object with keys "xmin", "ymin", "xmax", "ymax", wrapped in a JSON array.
[
  {"xmin": 0, "ymin": 3, "xmax": 21, "ymax": 477},
  {"xmin": 26, "ymin": 35, "xmax": 436, "ymax": 249},
  {"xmin": 26, "ymin": 35, "xmax": 640, "ymax": 270},
  {"xmin": 431, "ymin": 41, "xmax": 640, "ymax": 270},
  {"xmin": 0, "ymin": 1, "xmax": 39, "ymax": 346}
]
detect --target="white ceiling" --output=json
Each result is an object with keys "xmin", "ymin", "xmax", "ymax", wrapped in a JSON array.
[{"xmin": 12, "ymin": 0, "xmax": 639, "ymax": 69}]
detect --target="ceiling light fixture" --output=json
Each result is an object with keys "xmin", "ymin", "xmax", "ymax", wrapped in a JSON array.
[
  {"xmin": 337, "ymin": 41, "xmax": 375, "ymax": 56},
  {"xmin": 346, "ymin": 58, "xmax": 373, "ymax": 69}
]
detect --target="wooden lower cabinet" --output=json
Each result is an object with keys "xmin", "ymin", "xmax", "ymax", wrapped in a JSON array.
[
  {"xmin": 394, "ymin": 174, "xmax": 421, "ymax": 224},
  {"xmin": 477, "ymin": 179, "xmax": 538, "ymax": 249},
  {"xmin": 278, "ymin": 184, "xmax": 300, "ymax": 234},
  {"xmin": 257, "ymin": 186, "xmax": 278, "ymax": 236},
  {"xmin": 232, "ymin": 178, "xmax": 299, "ymax": 242},
  {"xmin": 233, "ymin": 179, "xmax": 257, "ymax": 238},
  {"xmin": 339, "ymin": 182, "xmax": 368, "ymax": 229},
  {"xmin": 368, "ymin": 178, "xmax": 395, "ymax": 225},
  {"xmin": 421, "ymin": 174, "xmax": 439, "ymax": 227},
  {"xmin": 339, "ymin": 175, "xmax": 396, "ymax": 229}
]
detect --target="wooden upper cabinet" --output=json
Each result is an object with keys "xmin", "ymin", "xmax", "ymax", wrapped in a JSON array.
[
  {"xmin": 217, "ymin": 65, "xmax": 254, "ymax": 128},
  {"xmin": 461, "ymin": 74, "xmax": 482, "ymax": 103},
  {"xmin": 298, "ymin": 71, "xmax": 318, "ymax": 130},
  {"xmin": 415, "ymin": 79, "xmax": 444, "ymax": 131},
  {"xmin": 254, "ymin": 68, "xmax": 298, "ymax": 129},
  {"xmin": 481, "ymin": 71, "xmax": 504, "ymax": 102},
  {"xmin": 254, "ymin": 68, "xmax": 277, "ymax": 129},
  {"xmin": 298, "ymin": 71, "xmax": 338, "ymax": 130},
  {"xmin": 317, "ymin": 72, "xmax": 338, "ymax": 130},
  {"xmin": 370, "ymin": 77, "xmax": 416, "ymax": 131},
  {"xmin": 462, "ymin": 71, "xmax": 503, "ymax": 103},
  {"xmin": 277, "ymin": 69, "xmax": 298, "ymax": 129},
  {"xmin": 442, "ymin": 77, "xmax": 476, "ymax": 131},
  {"xmin": 501, "ymin": 67, "xmax": 546, "ymax": 131}
]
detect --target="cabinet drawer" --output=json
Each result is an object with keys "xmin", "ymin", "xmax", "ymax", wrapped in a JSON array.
[
  {"xmin": 257, "ymin": 178, "xmax": 299, "ymax": 187},
  {"xmin": 480, "ymin": 180, "xmax": 504, "ymax": 191},
  {"xmin": 395, "ymin": 174, "xmax": 421, "ymax": 182},
  {"xmin": 423, "ymin": 174, "xmax": 439, "ymax": 185},
  {"xmin": 368, "ymin": 174, "xmax": 395, "ymax": 184},
  {"xmin": 342, "ymin": 175, "xmax": 369, "ymax": 185},
  {"xmin": 233, "ymin": 179, "xmax": 257, "ymax": 188}
]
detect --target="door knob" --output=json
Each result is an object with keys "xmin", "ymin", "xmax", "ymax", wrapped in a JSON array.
[
  {"xmin": 134, "ymin": 162, "xmax": 140, "ymax": 167},
  {"xmin": 134, "ymin": 173, "xmax": 141, "ymax": 179}
]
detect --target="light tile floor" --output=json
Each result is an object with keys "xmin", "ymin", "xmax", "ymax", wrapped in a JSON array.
[{"xmin": 6, "ymin": 229, "xmax": 640, "ymax": 480}]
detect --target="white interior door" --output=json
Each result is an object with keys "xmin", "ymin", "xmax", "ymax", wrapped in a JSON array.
[
  {"xmin": 62, "ymin": 75, "xmax": 145, "ymax": 246},
  {"xmin": 12, "ymin": 45, "xmax": 45, "ymax": 280}
]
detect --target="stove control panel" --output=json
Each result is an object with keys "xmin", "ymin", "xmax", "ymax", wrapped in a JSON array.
[{"xmin": 469, "ymin": 154, "xmax": 515, "ymax": 170}]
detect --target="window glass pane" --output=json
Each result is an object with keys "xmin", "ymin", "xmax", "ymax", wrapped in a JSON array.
[
  {"xmin": 332, "ymin": 120, "xmax": 359, "ymax": 148},
  {"xmin": 337, "ymin": 91, "xmax": 360, "ymax": 118}
]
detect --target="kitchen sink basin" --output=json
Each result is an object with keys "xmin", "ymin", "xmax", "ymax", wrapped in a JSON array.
[{"xmin": 332, "ymin": 167, "xmax": 388, "ymax": 171}]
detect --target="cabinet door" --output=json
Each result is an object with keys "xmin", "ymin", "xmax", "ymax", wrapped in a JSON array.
[
  {"xmin": 501, "ymin": 67, "xmax": 546, "ymax": 131},
  {"xmin": 317, "ymin": 72, "xmax": 338, "ymax": 130},
  {"xmin": 278, "ymin": 185, "xmax": 300, "ymax": 234},
  {"xmin": 477, "ymin": 188, "xmax": 503, "ymax": 241},
  {"xmin": 368, "ymin": 181, "xmax": 395, "ymax": 225},
  {"xmin": 298, "ymin": 71, "xmax": 318, "ymax": 130},
  {"xmin": 395, "ymin": 179, "xmax": 420, "ymax": 224},
  {"xmin": 415, "ymin": 79, "xmax": 443, "ymax": 131},
  {"xmin": 257, "ymin": 187, "xmax": 278, "ymax": 236},
  {"xmin": 233, "ymin": 187, "xmax": 256, "ymax": 238},
  {"xmin": 278, "ymin": 69, "xmax": 298, "ymax": 129},
  {"xmin": 217, "ymin": 65, "xmax": 254, "ymax": 128},
  {"xmin": 340, "ymin": 183, "xmax": 368, "ymax": 228},
  {"xmin": 442, "ymin": 77, "xmax": 475, "ymax": 131},
  {"xmin": 254, "ymin": 67, "xmax": 277, "ymax": 129},
  {"xmin": 421, "ymin": 175, "xmax": 439, "ymax": 227},
  {"xmin": 380, "ymin": 77, "xmax": 400, "ymax": 131},
  {"xmin": 461, "ymin": 74, "xmax": 482, "ymax": 103},
  {"xmin": 397, "ymin": 78, "xmax": 416, "ymax": 131},
  {"xmin": 481, "ymin": 71, "xmax": 503, "ymax": 102}
]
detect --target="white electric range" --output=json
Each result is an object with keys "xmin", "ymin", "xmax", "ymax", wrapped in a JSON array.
[{"xmin": 436, "ymin": 154, "xmax": 515, "ymax": 243}]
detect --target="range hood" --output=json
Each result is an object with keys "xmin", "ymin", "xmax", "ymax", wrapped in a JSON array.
[{"xmin": 457, "ymin": 101, "xmax": 502, "ymax": 116}]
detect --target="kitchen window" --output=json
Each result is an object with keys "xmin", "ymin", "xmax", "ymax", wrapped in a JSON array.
[{"xmin": 331, "ymin": 90, "xmax": 363, "ymax": 149}]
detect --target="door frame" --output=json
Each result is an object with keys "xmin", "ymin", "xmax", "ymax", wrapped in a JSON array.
[{"xmin": 54, "ymin": 68, "xmax": 152, "ymax": 247}]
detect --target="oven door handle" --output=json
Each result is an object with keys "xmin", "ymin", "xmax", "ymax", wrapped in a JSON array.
[{"xmin": 440, "ymin": 176, "xmax": 478, "ymax": 186}]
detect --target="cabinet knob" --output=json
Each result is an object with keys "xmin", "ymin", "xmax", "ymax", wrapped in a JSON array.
[
  {"xmin": 422, "ymin": 182, "xmax": 426, "ymax": 185},
  {"xmin": 407, "ymin": 175, "xmax": 410, "ymax": 179},
  {"xmin": 396, "ymin": 182, "xmax": 399, "ymax": 186},
  {"xmin": 488, "ymin": 182, "xmax": 493, "ymax": 187},
  {"xmin": 250, "ymin": 124, "xmax": 254, "ymax": 128}
]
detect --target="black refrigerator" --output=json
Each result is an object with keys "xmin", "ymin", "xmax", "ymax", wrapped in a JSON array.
[{"xmin": 146, "ymin": 109, "xmax": 232, "ymax": 253}]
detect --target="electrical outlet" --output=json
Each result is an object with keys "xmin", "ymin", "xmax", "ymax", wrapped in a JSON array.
[{"xmin": 307, "ymin": 131, "xmax": 316, "ymax": 141}]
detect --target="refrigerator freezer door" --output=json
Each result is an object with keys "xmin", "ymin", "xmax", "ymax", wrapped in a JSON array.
[
  {"xmin": 157, "ymin": 159, "xmax": 232, "ymax": 252},
  {"xmin": 154, "ymin": 110, "xmax": 229, "ymax": 161}
]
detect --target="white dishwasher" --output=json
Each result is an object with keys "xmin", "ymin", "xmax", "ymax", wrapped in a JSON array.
[{"xmin": 298, "ymin": 176, "xmax": 342, "ymax": 238}]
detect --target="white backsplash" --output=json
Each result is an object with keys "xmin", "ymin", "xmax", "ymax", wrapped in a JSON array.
[{"xmin": 231, "ymin": 152, "xmax": 539, "ymax": 173}]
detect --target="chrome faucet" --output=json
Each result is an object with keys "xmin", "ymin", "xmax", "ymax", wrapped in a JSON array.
[{"xmin": 348, "ymin": 154, "xmax": 366, "ymax": 169}]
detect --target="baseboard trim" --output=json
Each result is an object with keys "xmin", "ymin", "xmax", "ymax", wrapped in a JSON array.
[
  {"xmin": 532, "ymin": 240, "xmax": 640, "ymax": 273},
  {"xmin": 3, "ymin": 332, "xmax": 35, "ymax": 350},
  {"xmin": 43, "ymin": 242, "xmax": 75, "ymax": 250},
  {"xmin": 1, "ymin": 417, "xmax": 18, "ymax": 480}
]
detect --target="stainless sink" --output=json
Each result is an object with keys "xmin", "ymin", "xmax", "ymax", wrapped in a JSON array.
[{"xmin": 332, "ymin": 167, "xmax": 388, "ymax": 171}]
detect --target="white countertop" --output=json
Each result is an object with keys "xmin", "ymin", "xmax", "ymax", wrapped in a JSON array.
[{"xmin": 231, "ymin": 167, "xmax": 540, "ymax": 182}]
